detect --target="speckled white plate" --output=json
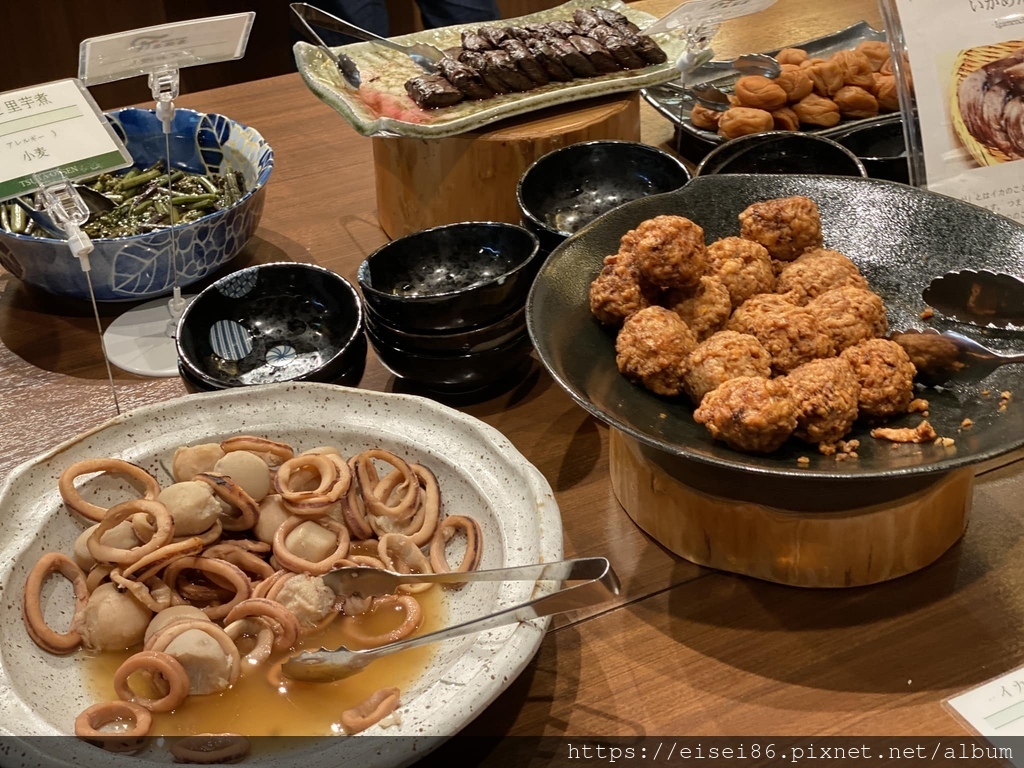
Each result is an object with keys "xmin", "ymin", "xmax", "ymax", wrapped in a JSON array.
[
  {"xmin": 0, "ymin": 382, "xmax": 562, "ymax": 767},
  {"xmin": 293, "ymin": 0, "xmax": 686, "ymax": 138}
]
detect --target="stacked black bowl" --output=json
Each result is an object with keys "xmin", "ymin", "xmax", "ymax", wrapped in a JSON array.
[{"xmin": 358, "ymin": 222, "xmax": 541, "ymax": 395}]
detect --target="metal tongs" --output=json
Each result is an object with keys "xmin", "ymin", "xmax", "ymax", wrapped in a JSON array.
[
  {"xmin": 664, "ymin": 53, "xmax": 782, "ymax": 111},
  {"xmin": 290, "ymin": 2, "xmax": 443, "ymax": 89},
  {"xmin": 280, "ymin": 556, "xmax": 619, "ymax": 683}
]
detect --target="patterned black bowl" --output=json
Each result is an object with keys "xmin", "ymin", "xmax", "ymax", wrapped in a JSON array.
[
  {"xmin": 176, "ymin": 262, "xmax": 365, "ymax": 390},
  {"xmin": 517, "ymin": 140, "xmax": 692, "ymax": 254},
  {"xmin": 357, "ymin": 222, "xmax": 540, "ymax": 332},
  {"xmin": 527, "ymin": 174, "xmax": 1024, "ymax": 508}
]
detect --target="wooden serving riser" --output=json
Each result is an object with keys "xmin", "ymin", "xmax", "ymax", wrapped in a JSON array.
[
  {"xmin": 609, "ymin": 429, "xmax": 973, "ymax": 588},
  {"xmin": 372, "ymin": 92, "xmax": 641, "ymax": 238}
]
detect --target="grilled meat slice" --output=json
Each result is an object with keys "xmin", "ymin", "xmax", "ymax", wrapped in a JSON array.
[
  {"xmin": 573, "ymin": 8, "xmax": 604, "ymax": 31},
  {"xmin": 460, "ymin": 50, "xmax": 512, "ymax": 93},
  {"xmin": 523, "ymin": 22, "xmax": 554, "ymax": 38},
  {"xmin": 438, "ymin": 55, "xmax": 496, "ymax": 100},
  {"xmin": 479, "ymin": 26, "xmax": 511, "ymax": 47},
  {"xmin": 612, "ymin": 26, "xmax": 667, "ymax": 64},
  {"xmin": 1003, "ymin": 96, "xmax": 1024, "ymax": 157},
  {"xmin": 500, "ymin": 38, "xmax": 550, "ymax": 84},
  {"xmin": 525, "ymin": 38, "xmax": 574, "ymax": 81},
  {"xmin": 569, "ymin": 34, "xmax": 619, "ymax": 73},
  {"xmin": 1005, "ymin": 62, "xmax": 1024, "ymax": 93},
  {"xmin": 508, "ymin": 25, "xmax": 533, "ymax": 40},
  {"xmin": 444, "ymin": 46, "xmax": 465, "ymax": 59},
  {"xmin": 958, "ymin": 67, "xmax": 989, "ymax": 143},
  {"xmin": 594, "ymin": 6, "xmax": 640, "ymax": 33},
  {"xmin": 547, "ymin": 36, "xmax": 598, "ymax": 77},
  {"xmin": 461, "ymin": 30, "xmax": 494, "ymax": 51},
  {"xmin": 483, "ymin": 50, "xmax": 536, "ymax": 91},
  {"xmin": 548, "ymin": 20, "xmax": 584, "ymax": 38},
  {"xmin": 588, "ymin": 25, "xmax": 645, "ymax": 68},
  {"xmin": 405, "ymin": 75, "xmax": 464, "ymax": 108},
  {"xmin": 981, "ymin": 81, "xmax": 1014, "ymax": 152}
]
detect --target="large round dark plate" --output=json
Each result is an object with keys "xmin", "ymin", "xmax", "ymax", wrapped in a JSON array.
[{"xmin": 527, "ymin": 174, "xmax": 1024, "ymax": 509}]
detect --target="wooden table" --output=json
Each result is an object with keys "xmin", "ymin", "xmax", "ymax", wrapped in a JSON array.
[{"xmin": 2, "ymin": 0, "xmax": 1021, "ymax": 743}]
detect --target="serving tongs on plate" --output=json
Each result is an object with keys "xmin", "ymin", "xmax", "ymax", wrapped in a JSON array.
[
  {"xmin": 923, "ymin": 269, "xmax": 1024, "ymax": 331},
  {"xmin": 662, "ymin": 53, "xmax": 781, "ymax": 111},
  {"xmin": 280, "ymin": 556, "xmax": 620, "ymax": 683},
  {"xmin": 290, "ymin": 2, "xmax": 443, "ymax": 89}
]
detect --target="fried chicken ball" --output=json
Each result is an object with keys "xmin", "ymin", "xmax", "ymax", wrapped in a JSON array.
[
  {"xmin": 784, "ymin": 357, "xmax": 861, "ymax": 446},
  {"xmin": 589, "ymin": 251, "xmax": 656, "ymax": 327},
  {"xmin": 665, "ymin": 276, "xmax": 732, "ymax": 341},
  {"xmin": 840, "ymin": 338, "xmax": 917, "ymax": 419},
  {"xmin": 694, "ymin": 376, "xmax": 799, "ymax": 453},
  {"xmin": 627, "ymin": 215, "xmax": 707, "ymax": 290},
  {"xmin": 775, "ymin": 249, "xmax": 868, "ymax": 305},
  {"xmin": 705, "ymin": 236, "xmax": 775, "ymax": 308},
  {"xmin": 738, "ymin": 195, "xmax": 823, "ymax": 262},
  {"xmin": 682, "ymin": 330, "xmax": 772, "ymax": 405},
  {"xmin": 807, "ymin": 285, "xmax": 888, "ymax": 352},
  {"xmin": 615, "ymin": 306, "xmax": 698, "ymax": 396},
  {"xmin": 727, "ymin": 293, "xmax": 835, "ymax": 374}
]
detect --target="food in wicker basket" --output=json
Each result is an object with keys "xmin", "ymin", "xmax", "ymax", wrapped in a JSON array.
[
  {"xmin": 587, "ymin": 195, "xmax": 930, "ymax": 457},
  {"xmin": 954, "ymin": 42, "xmax": 1024, "ymax": 163}
]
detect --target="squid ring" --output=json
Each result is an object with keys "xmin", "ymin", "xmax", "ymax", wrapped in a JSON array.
[
  {"xmin": 121, "ymin": 537, "xmax": 206, "ymax": 583},
  {"xmin": 193, "ymin": 473, "xmax": 258, "ymax": 532},
  {"xmin": 22, "ymin": 552, "xmax": 89, "ymax": 654},
  {"xmin": 146, "ymin": 619, "xmax": 241, "ymax": 685},
  {"xmin": 86, "ymin": 564, "xmax": 114, "ymax": 594},
  {"xmin": 344, "ymin": 594, "xmax": 422, "ymax": 647},
  {"xmin": 224, "ymin": 618, "xmax": 276, "ymax": 666},
  {"xmin": 110, "ymin": 571, "xmax": 172, "ymax": 613},
  {"xmin": 87, "ymin": 499, "xmax": 174, "ymax": 566},
  {"xmin": 224, "ymin": 597, "xmax": 300, "ymax": 651},
  {"xmin": 429, "ymin": 515, "xmax": 484, "ymax": 583},
  {"xmin": 170, "ymin": 734, "xmax": 252, "ymax": 764},
  {"xmin": 74, "ymin": 700, "xmax": 152, "ymax": 748},
  {"xmin": 174, "ymin": 521, "xmax": 223, "ymax": 549},
  {"xmin": 274, "ymin": 454, "xmax": 337, "ymax": 499},
  {"xmin": 221, "ymin": 435, "xmax": 294, "ymax": 464},
  {"xmin": 355, "ymin": 450, "xmax": 419, "ymax": 520},
  {"xmin": 252, "ymin": 569, "xmax": 292, "ymax": 600},
  {"xmin": 378, "ymin": 533, "xmax": 433, "ymax": 595},
  {"xmin": 273, "ymin": 516, "xmax": 350, "ymax": 575},
  {"xmin": 163, "ymin": 556, "xmax": 252, "ymax": 621},
  {"xmin": 202, "ymin": 545, "xmax": 276, "ymax": 582},
  {"xmin": 340, "ymin": 688, "xmax": 401, "ymax": 735},
  {"xmin": 113, "ymin": 650, "xmax": 190, "ymax": 712},
  {"xmin": 59, "ymin": 459, "xmax": 161, "ymax": 523},
  {"xmin": 341, "ymin": 456, "xmax": 375, "ymax": 540},
  {"xmin": 369, "ymin": 464, "xmax": 440, "ymax": 546}
]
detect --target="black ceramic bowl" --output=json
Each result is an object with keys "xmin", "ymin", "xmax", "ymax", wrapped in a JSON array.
[
  {"xmin": 528, "ymin": 174, "xmax": 1024, "ymax": 509},
  {"xmin": 517, "ymin": 140, "xmax": 692, "ymax": 253},
  {"xmin": 366, "ymin": 304, "xmax": 527, "ymax": 355},
  {"xmin": 176, "ymin": 262, "xmax": 366, "ymax": 390},
  {"xmin": 835, "ymin": 119, "xmax": 910, "ymax": 184},
  {"xmin": 695, "ymin": 132, "xmax": 868, "ymax": 178},
  {"xmin": 366, "ymin": 322, "xmax": 533, "ymax": 393},
  {"xmin": 357, "ymin": 222, "xmax": 540, "ymax": 332}
]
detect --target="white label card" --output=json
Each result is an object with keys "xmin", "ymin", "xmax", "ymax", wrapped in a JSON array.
[
  {"xmin": 894, "ymin": 0, "xmax": 1024, "ymax": 220},
  {"xmin": 947, "ymin": 668, "xmax": 1024, "ymax": 765},
  {"xmin": 646, "ymin": 0, "xmax": 778, "ymax": 37},
  {"xmin": 78, "ymin": 13, "xmax": 255, "ymax": 86},
  {"xmin": 0, "ymin": 79, "xmax": 131, "ymax": 203}
]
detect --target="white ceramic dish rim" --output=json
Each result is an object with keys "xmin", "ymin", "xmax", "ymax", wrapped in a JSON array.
[{"xmin": 0, "ymin": 382, "xmax": 563, "ymax": 768}]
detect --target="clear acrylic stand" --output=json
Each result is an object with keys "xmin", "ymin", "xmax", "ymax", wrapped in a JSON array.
[{"xmin": 101, "ymin": 67, "xmax": 195, "ymax": 378}]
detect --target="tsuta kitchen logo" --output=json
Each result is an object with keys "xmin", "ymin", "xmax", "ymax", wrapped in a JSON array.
[{"xmin": 129, "ymin": 34, "xmax": 188, "ymax": 52}]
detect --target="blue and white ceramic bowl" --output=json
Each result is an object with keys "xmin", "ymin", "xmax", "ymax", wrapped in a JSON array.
[{"xmin": 0, "ymin": 107, "xmax": 273, "ymax": 302}]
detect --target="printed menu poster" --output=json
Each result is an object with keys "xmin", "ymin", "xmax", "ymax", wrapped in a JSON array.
[{"xmin": 895, "ymin": 0, "xmax": 1024, "ymax": 222}]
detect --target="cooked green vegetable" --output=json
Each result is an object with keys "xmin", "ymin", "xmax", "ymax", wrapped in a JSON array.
[{"xmin": 0, "ymin": 160, "xmax": 248, "ymax": 239}]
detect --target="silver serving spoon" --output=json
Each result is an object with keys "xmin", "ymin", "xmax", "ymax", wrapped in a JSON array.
[
  {"xmin": 890, "ymin": 328, "xmax": 1024, "ymax": 385},
  {"xmin": 280, "ymin": 557, "xmax": 619, "ymax": 683},
  {"xmin": 291, "ymin": 3, "xmax": 442, "ymax": 75},
  {"xmin": 12, "ymin": 186, "xmax": 114, "ymax": 238},
  {"xmin": 923, "ymin": 269, "xmax": 1024, "ymax": 331}
]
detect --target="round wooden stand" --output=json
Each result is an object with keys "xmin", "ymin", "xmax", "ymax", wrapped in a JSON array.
[
  {"xmin": 372, "ymin": 93, "xmax": 642, "ymax": 239},
  {"xmin": 608, "ymin": 429, "xmax": 973, "ymax": 588}
]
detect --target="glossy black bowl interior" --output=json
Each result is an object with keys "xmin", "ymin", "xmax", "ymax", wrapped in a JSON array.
[
  {"xmin": 366, "ymin": 322, "xmax": 534, "ymax": 393},
  {"xmin": 835, "ymin": 119, "xmax": 910, "ymax": 184},
  {"xmin": 177, "ymin": 262, "xmax": 365, "ymax": 390},
  {"xmin": 517, "ymin": 140, "xmax": 692, "ymax": 251},
  {"xmin": 366, "ymin": 304, "xmax": 527, "ymax": 354},
  {"xmin": 358, "ymin": 222, "xmax": 540, "ymax": 332},
  {"xmin": 695, "ymin": 131, "xmax": 867, "ymax": 178}
]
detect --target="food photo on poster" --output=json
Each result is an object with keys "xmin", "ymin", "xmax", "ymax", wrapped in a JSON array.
[{"xmin": 3, "ymin": 0, "xmax": 1024, "ymax": 765}]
